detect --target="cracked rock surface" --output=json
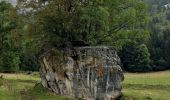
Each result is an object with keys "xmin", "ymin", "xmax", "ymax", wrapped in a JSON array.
[{"xmin": 39, "ymin": 46, "xmax": 124, "ymax": 100}]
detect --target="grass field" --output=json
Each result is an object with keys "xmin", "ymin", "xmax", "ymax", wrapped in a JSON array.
[
  {"xmin": 0, "ymin": 73, "xmax": 69, "ymax": 100},
  {"xmin": 0, "ymin": 71, "xmax": 170, "ymax": 100},
  {"xmin": 122, "ymin": 70, "xmax": 170, "ymax": 100}
]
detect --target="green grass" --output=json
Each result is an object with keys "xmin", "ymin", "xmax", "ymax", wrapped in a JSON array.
[
  {"xmin": 0, "ymin": 74, "xmax": 38, "ymax": 100},
  {"xmin": 23, "ymin": 83, "xmax": 71, "ymax": 100},
  {"xmin": 0, "ymin": 73, "xmax": 70, "ymax": 100},
  {"xmin": 122, "ymin": 70, "xmax": 170, "ymax": 100},
  {"xmin": 1, "ymin": 71, "xmax": 170, "ymax": 100}
]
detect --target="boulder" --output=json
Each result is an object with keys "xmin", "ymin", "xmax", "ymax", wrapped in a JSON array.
[{"xmin": 39, "ymin": 46, "xmax": 124, "ymax": 100}]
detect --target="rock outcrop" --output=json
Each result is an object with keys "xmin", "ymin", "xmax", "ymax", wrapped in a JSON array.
[{"xmin": 39, "ymin": 46, "xmax": 124, "ymax": 100}]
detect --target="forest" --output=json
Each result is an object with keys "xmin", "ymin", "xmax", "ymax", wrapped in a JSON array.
[{"xmin": 0, "ymin": 0, "xmax": 169, "ymax": 73}]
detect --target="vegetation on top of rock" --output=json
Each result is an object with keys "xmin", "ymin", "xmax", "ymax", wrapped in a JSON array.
[{"xmin": 0, "ymin": 0, "xmax": 169, "ymax": 72}]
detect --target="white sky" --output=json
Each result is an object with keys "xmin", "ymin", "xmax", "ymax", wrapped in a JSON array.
[{"xmin": 0, "ymin": 0, "xmax": 17, "ymax": 5}]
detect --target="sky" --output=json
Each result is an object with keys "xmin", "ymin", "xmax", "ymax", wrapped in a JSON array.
[
  {"xmin": 0, "ymin": 0, "xmax": 17, "ymax": 5},
  {"xmin": 8, "ymin": 0, "xmax": 16, "ymax": 5}
]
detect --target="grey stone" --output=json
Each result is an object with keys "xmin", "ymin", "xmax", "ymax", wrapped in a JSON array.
[{"xmin": 39, "ymin": 46, "xmax": 124, "ymax": 100}]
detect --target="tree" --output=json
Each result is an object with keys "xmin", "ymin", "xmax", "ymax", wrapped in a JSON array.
[
  {"xmin": 17, "ymin": 0, "xmax": 149, "ymax": 54},
  {"xmin": 147, "ymin": 0, "xmax": 170, "ymax": 70},
  {"xmin": 119, "ymin": 42, "xmax": 138, "ymax": 71},
  {"xmin": 135, "ymin": 44, "xmax": 151, "ymax": 72},
  {"xmin": 0, "ymin": 51, "xmax": 20, "ymax": 72},
  {"xmin": 120, "ymin": 43, "xmax": 151, "ymax": 72},
  {"xmin": 0, "ymin": 1, "xmax": 20, "ymax": 72}
]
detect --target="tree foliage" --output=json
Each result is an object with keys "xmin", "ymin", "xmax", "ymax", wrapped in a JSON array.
[
  {"xmin": 15, "ymin": 0, "xmax": 151, "ymax": 72},
  {"xmin": 147, "ymin": 0, "xmax": 170, "ymax": 70},
  {"xmin": 0, "ymin": 1, "xmax": 20, "ymax": 72},
  {"xmin": 17, "ymin": 0, "xmax": 148, "ymax": 52},
  {"xmin": 1, "ymin": 0, "xmax": 169, "ymax": 72},
  {"xmin": 120, "ymin": 43, "xmax": 151, "ymax": 72}
]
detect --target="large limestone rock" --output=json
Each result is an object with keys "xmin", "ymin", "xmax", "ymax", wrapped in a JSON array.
[{"xmin": 39, "ymin": 46, "xmax": 124, "ymax": 100}]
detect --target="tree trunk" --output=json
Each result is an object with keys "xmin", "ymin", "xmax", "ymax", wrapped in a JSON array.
[{"xmin": 39, "ymin": 46, "xmax": 124, "ymax": 100}]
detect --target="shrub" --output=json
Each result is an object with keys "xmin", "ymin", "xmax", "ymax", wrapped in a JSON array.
[
  {"xmin": 152, "ymin": 58, "xmax": 169, "ymax": 71},
  {"xmin": 0, "ymin": 51, "xmax": 20, "ymax": 72},
  {"xmin": 120, "ymin": 43, "xmax": 152, "ymax": 72}
]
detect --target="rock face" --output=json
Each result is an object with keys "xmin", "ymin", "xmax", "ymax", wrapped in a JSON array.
[{"xmin": 39, "ymin": 46, "xmax": 124, "ymax": 100}]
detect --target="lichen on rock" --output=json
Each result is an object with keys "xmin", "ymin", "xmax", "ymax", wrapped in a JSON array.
[{"xmin": 39, "ymin": 46, "xmax": 124, "ymax": 100}]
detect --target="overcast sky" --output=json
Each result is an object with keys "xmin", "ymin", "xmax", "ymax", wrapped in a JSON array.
[
  {"xmin": 8, "ymin": 0, "xmax": 16, "ymax": 5},
  {"xmin": 0, "ymin": 0, "xmax": 17, "ymax": 5}
]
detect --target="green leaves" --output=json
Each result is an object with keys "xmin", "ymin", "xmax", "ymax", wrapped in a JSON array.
[
  {"xmin": 0, "ymin": 1, "xmax": 21, "ymax": 72},
  {"xmin": 17, "ymin": 0, "xmax": 151, "ymax": 72},
  {"xmin": 0, "ymin": 51, "xmax": 20, "ymax": 72},
  {"xmin": 77, "ymin": 4, "xmax": 110, "ymax": 45},
  {"xmin": 120, "ymin": 43, "xmax": 151, "ymax": 72},
  {"xmin": 21, "ymin": 0, "xmax": 149, "ymax": 50},
  {"xmin": 148, "ymin": 0, "xmax": 170, "ymax": 70}
]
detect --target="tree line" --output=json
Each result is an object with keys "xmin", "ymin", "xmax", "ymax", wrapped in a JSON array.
[{"xmin": 0, "ymin": 0, "xmax": 169, "ymax": 72}]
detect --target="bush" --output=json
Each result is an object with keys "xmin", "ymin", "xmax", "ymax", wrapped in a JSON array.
[
  {"xmin": 0, "ymin": 51, "xmax": 20, "ymax": 72},
  {"xmin": 152, "ymin": 58, "xmax": 169, "ymax": 71},
  {"xmin": 133, "ymin": 44, "xmax": 152, "ymax": 72},
  {"xmin": 120, "ymin": 43, "xmax": 152, "ymax": 72},
  {"xmin": 20, "ymin": 55, "xmax": 39, "ymax": 71}
]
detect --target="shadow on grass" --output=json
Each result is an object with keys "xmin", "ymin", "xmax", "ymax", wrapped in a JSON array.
[{"xmin": 21, "ymin": 83, "xmax": 75, "ymax": 100}]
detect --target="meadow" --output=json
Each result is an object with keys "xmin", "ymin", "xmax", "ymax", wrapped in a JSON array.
[
  {"xmin": 0, "ymin": 71, "xmax": 170, "ymax": 100},
  {"xmin": 0, "ymin": 73, "xmax": 69, "ymax": 100},
  {"xmin": 122, "ymin": 70, "xmax": 170, "ymax": 100}
]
